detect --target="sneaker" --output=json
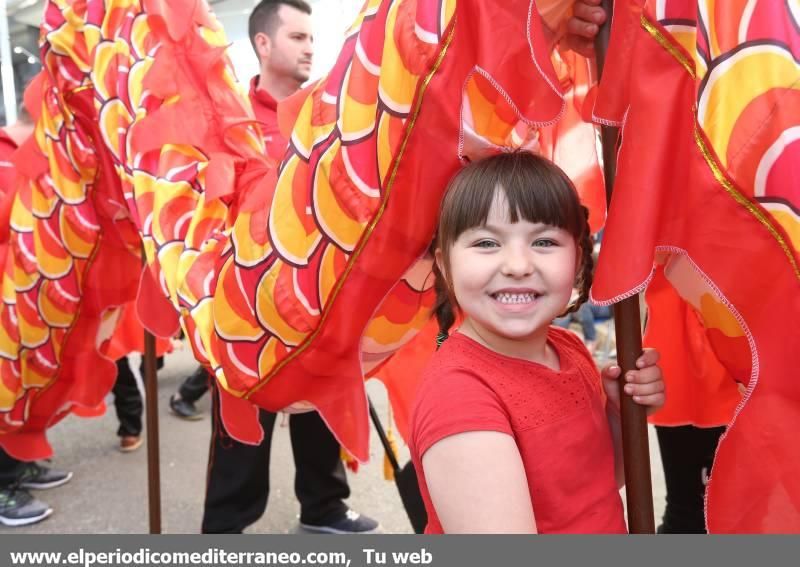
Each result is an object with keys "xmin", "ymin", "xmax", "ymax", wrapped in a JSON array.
[
  {"xmin": 119, "ymin": 435, "xmax": 143, "ymax": 453},
  {"xmin": 0, "ymin": 487, "xmax": 52, "ymax": 527},
  {"xmin": 300, "ymin": 509, "xmax": 380, "ymax": 534},
  {"xmin": 17, "ymin": 462, "xmax": 72, "ymax": 490},
  {"xmin": 169, "ymin": 394, "xmax": 202, "ymax": 421}
]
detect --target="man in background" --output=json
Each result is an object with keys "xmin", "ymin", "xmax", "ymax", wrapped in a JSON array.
[{"xmin": 171, "ymin": 0, "xmax": 379, "ymax": 534}]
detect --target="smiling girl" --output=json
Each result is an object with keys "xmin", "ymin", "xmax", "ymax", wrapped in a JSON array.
[{"xmin": 409, "ymin": 152, "xmax": 665, "ymax": 533}]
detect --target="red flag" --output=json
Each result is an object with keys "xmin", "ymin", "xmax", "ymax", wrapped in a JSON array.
[{"xmin": 593, "ymin": 0, "xmax": 800, "ymax": 532}]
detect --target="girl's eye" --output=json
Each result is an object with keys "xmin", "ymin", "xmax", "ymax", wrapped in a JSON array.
[
  {"xmin": 474, "ymin": 239, "xmax": 498, "ymax": 249},
  {"xmin": 533, "ymin": 239, "xmax": 557, "ymax": 248}
]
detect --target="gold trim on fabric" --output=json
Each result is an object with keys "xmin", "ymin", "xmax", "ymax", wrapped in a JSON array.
[
  {"xmin": 641, "ymin": 15, "xmax": 695, "ymax": 79},
  {"xmin": 641, "ymin": 14, "xmax": 800, "ymax": 282},
  {"xmin": 694, "ymin": 128, "xmax": 800, "ymax": 280},
  {"xmin": 246, "ymin": 19, "xmax": 458, "ymax": 396}
]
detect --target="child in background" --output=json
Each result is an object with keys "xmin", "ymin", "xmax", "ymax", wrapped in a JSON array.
[{"xmin": 410, "ymin": 152, "xmax": 665, "ymax": 533}]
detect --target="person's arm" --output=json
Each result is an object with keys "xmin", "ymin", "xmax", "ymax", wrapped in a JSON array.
[
  {"xmin": 601, "ymin": 349, "xmax": 665, "ymax": 488},
  {"xmin": 421, "ymin": 430, "xmax": 537, "ymax": 533}
]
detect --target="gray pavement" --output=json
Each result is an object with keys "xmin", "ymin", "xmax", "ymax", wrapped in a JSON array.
[{"xmin": 1, "ymin": 345, "xmax": 666, "ymax": 534}]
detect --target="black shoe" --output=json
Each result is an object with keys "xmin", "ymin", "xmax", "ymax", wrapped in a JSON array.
[
  {"xmin": 169, "ymin": 394, "xmax": 202, "ymax": 420},
  {"xmin": 300, "ymin": 509, "xmax": 380, "ymax": 534},
  {"xmin": 0, "ymin": 487, "xmax": 52, "ymax": 526},
  {"xmin": 17, "ymin": 462, "xmax": 72, "ymax": 490}
]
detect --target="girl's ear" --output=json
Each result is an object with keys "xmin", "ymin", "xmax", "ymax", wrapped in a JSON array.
[{"xmin": 434, "ymin": 247, "xmax": 445, "ymax": 278}]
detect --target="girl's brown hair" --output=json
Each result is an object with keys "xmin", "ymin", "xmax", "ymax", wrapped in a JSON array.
[{"xmin": 433, "ymin": 151, "xmax": 594, "ymax": 341}]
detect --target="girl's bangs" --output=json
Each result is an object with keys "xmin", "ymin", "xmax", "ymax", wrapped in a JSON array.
[{"xmin": 439, "ymin": 152, "xmax": 583, "ymax": 247}]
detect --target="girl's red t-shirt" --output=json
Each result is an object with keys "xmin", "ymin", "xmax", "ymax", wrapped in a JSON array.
[{"xmin": 410, "ymin": 326, "xmax": 626, "ymax": 534}]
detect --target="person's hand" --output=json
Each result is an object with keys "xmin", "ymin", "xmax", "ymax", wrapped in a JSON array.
[
  {"xmin": 563, "ymin": 0, "xmax": 608, "ymax": 57},
  {"xmin": 602, "ymin": 348, "xmax": 665, "ymax": 416}
]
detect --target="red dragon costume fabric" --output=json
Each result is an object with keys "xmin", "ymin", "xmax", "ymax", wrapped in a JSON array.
[
  {"xmin": 2, "ymin": 0, "xmax": 795, "ymax": 532},
  {"xmin": 0, "ymin": 0, "xmax": 576, "ymax": 463}
]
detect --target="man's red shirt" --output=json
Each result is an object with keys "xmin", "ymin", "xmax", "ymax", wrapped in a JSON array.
[{"xmin": 249, "ymin": 76, "xmax": 286, "ymax": 161}]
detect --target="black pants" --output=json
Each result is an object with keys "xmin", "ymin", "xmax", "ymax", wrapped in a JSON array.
[
  {"xmin": 113, "ymin": 358, "xmax": 143, "ymax": 437},
  {"xmin": 656, "ymin": 424, "xmax": 725, "ymax": 534},
  {"xmin": 113, "ymin": 356, "xmax": 165, "ymax": 437},
  {"xmin": 202, "ymin": 378, "xmax": 349, "ymax": 533},
  {"xmin": 0, "ymin": 449, "xmax": 22, "ymax": 488},
  {"xmin": 178, "ymin": 366, "xmax": 209, "ymax": 403}
]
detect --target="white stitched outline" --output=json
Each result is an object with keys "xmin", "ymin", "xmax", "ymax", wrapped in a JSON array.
[
  {"xmin": 526, "ymin": 0, "xmax": 566, "ymax": 106},
  {"xmin": 455, "ymin": 0, "xmax": 567, "ymax": 162},
  {"xmin": 592, "ymin": 243, "xmax": 761, "ymax": 532},
  {"xmin": 457, "ymin": 67, "xmax": 561, "ymax": 162}
]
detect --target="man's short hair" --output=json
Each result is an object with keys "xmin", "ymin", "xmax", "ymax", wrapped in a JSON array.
[{"xmin": 248, "ymin": 0, "xmax": 312, "ymax": 51}]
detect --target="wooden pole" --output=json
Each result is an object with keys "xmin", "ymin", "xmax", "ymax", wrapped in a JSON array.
[
  {"xmin": 594, "ymin": 0, "xmax": 655, "ymax": 534},
  {"xmin": 143, "ymin": 328, "xmax": 162, "ymax": 533}
]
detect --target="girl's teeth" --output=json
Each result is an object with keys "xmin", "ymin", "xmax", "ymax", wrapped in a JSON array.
[{"xmin": 494, "ymin": 293, "xmax": 534, "ymax": 304}]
